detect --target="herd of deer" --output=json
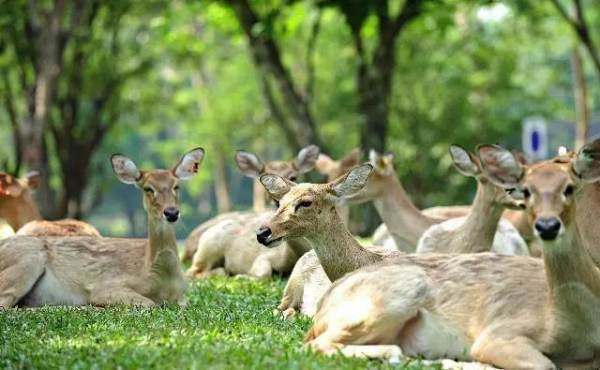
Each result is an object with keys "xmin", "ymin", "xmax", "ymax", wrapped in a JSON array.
[{"xmin": 1, "ymin": 138, "xmax": 599, "ymax": 370}]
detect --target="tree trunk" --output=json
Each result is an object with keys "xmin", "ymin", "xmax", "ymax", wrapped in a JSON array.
[
  {"xmin": 214, "ymin": 149, "xmax": 232, "ymax": 213},
  {"xmin": 572, "ymin": 46, "xmax": 589, "ymax": 150},
  {"xmin": 225, "ymin": 0, "xmax": 325, "ymax": 151}
]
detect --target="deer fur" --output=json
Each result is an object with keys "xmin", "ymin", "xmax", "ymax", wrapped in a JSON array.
[
  {"xmin": 416, "ymin": 145, "xmax": 529, "ymax": 256},
  {"xmin": 299, "ymin": 143, "xmax": 600, "ymax": 369},
  {"xmin": 0, "ymin": 172, "xmax": 100, "ymax": 237},
  {"xmin": 0, "ymin": 148, "xmax": 204, "ymax": 308},
  {"xmin": 181, "ymin": 145, "xmax": 320, "ymax": 263}
]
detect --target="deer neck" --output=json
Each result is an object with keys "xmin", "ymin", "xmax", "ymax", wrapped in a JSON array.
[
  {"xmin": 304, "ymin": 209, "xmax": 383, "ymax": 281},
  {"xmin": 543, "ymin": 216, "xmax": 600, "ymax": 325},
  {"xmin": 146, "ymin": 216, "xmax": 180, "ymax": 276},
  {"xmin": 0, "ymin": 194, "xmax": 42, "ymax": 231},
  {"xmin": 453, "ymin": 183, "xmax": 504, "ymax": 253},
  {"xmin": 373, "ymin": 175, "xmax": 433, "ymax": 246},
  {"xmin": 576, "ymin": 182, "xmax": 600, "ymax": 267},
  {"xmin": 253, "ymin": 178, "xmax": 267, "ymax": 212}
]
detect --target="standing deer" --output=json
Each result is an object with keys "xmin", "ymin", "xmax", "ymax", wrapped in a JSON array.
[
  {"xmin": 181, "ymin": 145, "xmax": 320, "ymax": 262},
  {"xmin": 0, "ymin": 148, "xmax": 204, "ymax": 307},
  {"xmin": 185, "ymin": 148, "xmax": 361, "ymax": 279},
  {"xmin": 416, "ymin": 145, "xmax": 529, "ymax": 255},
  {"xmin": 0, "ymin": 172, "xmax": 100, "ymax": 237},
  {"xmin": 265, "ymin": 142, "xmax": 600, "ymax": 369}
]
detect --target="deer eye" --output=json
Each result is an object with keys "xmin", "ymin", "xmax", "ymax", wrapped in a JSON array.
[
  {"xmin": 174, "ymin": 185, "xmax": 179, "ymax": 191},
  {"xmin": 564, "ymin": 185, "xmax": 574, "ymax": 196},
  {"xmin": 289, "ymin": 176, "xmax": 297, "ymax": 182},
  {"xmin": 522, "ymin": 188, "xmax": 531, "ymax": 198},
  {"xmin": 274, "ymin": 200, "xmax": 280, "ymax": 208},
  {"xmin": 295, "ymin": 201, "xmax": 312, "ymax": 212},
  {"xmin": 144, "ymin": 187, "xmax": 155, "ymax": 195}
]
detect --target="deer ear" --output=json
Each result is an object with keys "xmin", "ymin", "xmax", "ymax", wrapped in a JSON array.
[
  {"xmin": 477, "ymin": 144, "xmax": 524, "ymax": 187},
  {"xmin": 340, "ymin": 148, "xmax": 362, "ymax": 168},
  {"xmin": 330, "ymin": 164, "xmax": 373, "ymax": 198},
  {"xmin": 235, "ymin": 150, "xmax": 264, "ymax": 178},
  {"xmin": 295, "ymin": 145, "xmax": 320, "ymax": 174},
  {"xmin": 573, "ymin": 138, "xmax": 600, "ymax": 182},
  {"xmin": 111, "ymin": 154, "xmax": 142, "ymax": 184},
  {"xmin": 450, "ymin": 145, "xmax": 480, "ymax": 177},
  {"xmin": 23, "ymin": 171, "xmax": 41, "ymax": 190},
  {"xmin": 173, "ymin": 147, "xmax": 205, "ymax": 180},
  {"xmin": 260, "ymin": 174, "xmax": 294, "ymax": 201}
]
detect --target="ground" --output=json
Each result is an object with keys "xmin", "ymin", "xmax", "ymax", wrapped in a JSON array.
[{"xmin": 0, "ymin": 277, "xmax": 438, "ymax": 370}]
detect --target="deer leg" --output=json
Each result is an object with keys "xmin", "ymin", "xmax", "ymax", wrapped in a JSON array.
[
  {"xmin": 90, "ymin": 288, "xmax": 155, "ymax": 308},
  {"xmin": 277, "ymin": 265, "xmax": 305, "ymax": 318},
  {"xmin": 0, "ymin": 250, "xmax": 46, "ymax": 308},
  {"xmin": 470, "ymin": 334, "xmax": 556, "ymax": 370}
]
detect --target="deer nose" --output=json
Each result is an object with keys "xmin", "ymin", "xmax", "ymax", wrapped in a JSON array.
[
  {"xmin": 256, "ymin": 226, "xmax": 272, "ymax": 245},
  {"xmin": 534, "ymin": 217, "xmax": 561, "ymax": 241},
  {"xmin": 163, "ymin": 207, "xmax": 180, "ymax": 223}
]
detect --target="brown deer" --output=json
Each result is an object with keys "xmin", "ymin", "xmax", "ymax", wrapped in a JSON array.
[
  {"xmin": 181, "ymin": 145, "xmax": 320, "ymax": 262},
  {"xmin": 0, "ymin": 172, "xmax": 100, "ymax": 237},
  {"xmin": 0, "ymin": 148, "xmax": 204, "ymax": 307},
  {"xmin": 185, "ymin": 148, "xmax": 362, "ymax": 279},
  {"xmin": 268, "ymin": 143, "xmax": 600, "ymax": 369}
]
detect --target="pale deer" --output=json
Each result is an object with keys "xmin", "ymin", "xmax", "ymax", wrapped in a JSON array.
[
  {"xmin": 181, "ymin": 145, "xmax": 320, "ymax": 262},
  {"xmin": 0, "ymin": 148, "xmax": 204, "ymax": 307},
  {"xmin": 277, "ymin": 143, "xmax": 600, "ymax": 369},
  {"xmin": 416, "ymin": 145, "xmax": 529, "ymax": 255},
  {"xmin": 0, "ymin": 172, "xmax": 100, "ymax": 237},
  {"xmin": 185, "ymin": 148, "xmax": 362, "ymax": 279}
]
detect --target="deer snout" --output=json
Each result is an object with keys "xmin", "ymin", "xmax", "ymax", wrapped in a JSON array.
[
  {"xmin": 163, "ymin": 207, "xmax": 180, "ymax": 223},
  {"xmin": 534, "ymin": 217, "xmax": 562, "ymax": 241},
  {"xmin": 256, "ymin": 226, "xmax": 273, "ymax": 246}
]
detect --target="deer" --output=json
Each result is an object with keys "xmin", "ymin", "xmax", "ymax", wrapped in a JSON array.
[
  {"xmin": 185, "ymin": 148, "xmax": 362, "ymax": 279},
  {"xmin": 416, "ymin": 145, "xmax": 529, "ymax": 256},
  {"xmin": 270, "ymin": 147, "xmax": 530, "ymax": 319},
  {"xmin": 0, "ymin": 148, "xmax": 204, "ymax": 308},
  {"xmin": 262, "ymin": 142, "xmax": 600, "ymax": 369},
  {"xmin": 0, "ymin": 172, "xmax": 100, "ymax": 237},
  {"xmin": 181, "ymin": 145, "xmax": 320, "ymax": 262}
]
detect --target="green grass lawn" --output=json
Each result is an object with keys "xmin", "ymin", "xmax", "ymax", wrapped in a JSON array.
[{"xmin": 0, "ymin": 277, "xmax": 439, "ymax": 370}]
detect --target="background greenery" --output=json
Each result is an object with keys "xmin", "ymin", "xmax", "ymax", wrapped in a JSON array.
[{"xmin": 1, "ymin": 0, "xmax": 599, "ymax": 237}]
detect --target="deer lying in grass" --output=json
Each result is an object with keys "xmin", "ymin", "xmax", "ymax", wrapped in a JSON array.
[
  {"xmin": 0, "ymin": 172, "xmax": 100, "ymax": 237},
  {"xmin": 181, "ymin": 145, "xmax": 320, "ymax": 262},
  {"xmin": 0, "ymin": 148, "xmax": 204, "ymax": 307},
  {"xmin": 185, "ymin": 148, "xmax": 362, "ymax": 279},
  {"xmin": 283, "ymin": 143, "xmax": 600, "ymax": 369},
  {"xmin": 416, "ymin": 145, "xmax": 529, "ymax": 256},
  {"xmin": 271, "ymin": 147, "xmax": 529, "ymax": 318}
]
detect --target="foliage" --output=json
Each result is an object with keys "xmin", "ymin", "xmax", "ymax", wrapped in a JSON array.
[{"xmin": 0, "ymin": 277, "xmax": 440, "ymax": 370}]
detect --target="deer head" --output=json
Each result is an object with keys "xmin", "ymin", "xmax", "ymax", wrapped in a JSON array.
[
  {"xmin": 235, "ymin": 145, "xmax": 320, "ymax": 182},
  {"xmin": 337, "ymin": 150, "xmax": 394, "ymax": 204},
  {"xmin": 478, "ymin": 141, "xmax": 600, "ymax": 242},
  {"xmin": 0, "ymin": 172, "xmax": 42, "ymax": 230},
  {"xmin": 314, "ymin": 148, "xmax": 362, "ymax": 182},
  {"xmin": 449, "ymin": 144, "xmax": 525, "ymax": 210},
  {"xmin": 256, "ymin": 164, "xmax": 373, "ymax": 246},
  {"xmin": 111, "ymin": 148, "xmax": 205, "ymax": 223}
]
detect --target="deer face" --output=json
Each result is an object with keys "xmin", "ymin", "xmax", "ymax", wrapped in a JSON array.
[
  {"xmin": 479, "ymin": 142, "xmax": 600, "ymax": 242},
  {"xmin": 111, "ymin": 148, "xmax": 204, "ymax": 223},
  {"xmin": 314, "ymin": 148, "xmax": 362, "ymax": 182},
  {"xmin": 341, "ymin": 150, "xmax": 393, "ymax": 204},
  {"xmin": 235, "ymin": 144, "xmax": 320, "ymax": 182},
  {"xmin": 256, "ymin": 164, "xmax": 373, "ymax": 247}
]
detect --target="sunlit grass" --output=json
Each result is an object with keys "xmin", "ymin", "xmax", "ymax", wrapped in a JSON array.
[{"xmin": 0, "ymin": 277, "xmax": 439, "ymax": 369}]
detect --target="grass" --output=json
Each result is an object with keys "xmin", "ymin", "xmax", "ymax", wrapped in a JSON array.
[{"xmin": 0, "ymin": 277, "xmax": 439, "ymax": 370}]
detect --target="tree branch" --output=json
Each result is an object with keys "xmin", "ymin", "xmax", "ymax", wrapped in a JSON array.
[{"xmin": 305, "ymin": 10, "xmax": 321, "ymax": 104}]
